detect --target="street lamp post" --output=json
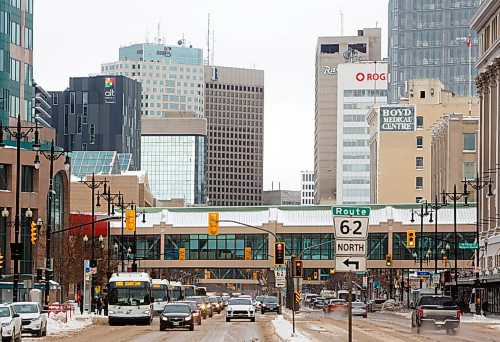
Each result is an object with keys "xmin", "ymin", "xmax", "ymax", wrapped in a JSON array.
[
  {"xmin": 79, "ymin": 173, "xmax": 108, "ymax": 311},
  {"xmin": 0, "ymin": 116, "xmax": 40, "ymax": 302},
  {"xmin": 463, "ymin": 174, "xmax": 493, "ymax": 314},
  {"xmin": 410, "ymin": 201, "xmax": 433, "ymax": 288},
  {"xmin": 35, "ymin": 140, "xmax": 70, "ymax": 305},
  {"xmin": 428, "ymin": 195, "xmax": 446, "ymax": 294}
]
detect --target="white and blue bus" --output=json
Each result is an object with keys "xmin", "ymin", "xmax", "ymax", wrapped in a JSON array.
[
  {"xmin": 108, "ymin": 272, "xmax": 153, "ymax": 325},
  {"xmin": 168, "ymin": 281, "xmax": 183, "ymax": 301},
  {"xmin": 152, "ymin": 279, "xmax": 170, "ymax": 315}
]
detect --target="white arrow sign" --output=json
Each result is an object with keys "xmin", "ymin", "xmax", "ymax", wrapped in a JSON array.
[
  {"xmin": 335, "ymin": 257, "xmax": 367, "ymax": 272},
  {"xmin": 335, "ymin": 240, "xmax": 367, "ymax": 256},
  {"xmin": 334, "ymin": 217, "xmax": 369, "ymax": 239}
]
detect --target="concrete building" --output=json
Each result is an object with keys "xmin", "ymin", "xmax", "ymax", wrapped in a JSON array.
[
  {"xmin": 204, "ymin": 66, "xmax": 264, "ymax": 206},
  {"xmin": 366, "ymin": 79, "xmax": 478, "ymax": 204},
  {"xmin": 470, "ymin": 0, "xmax": 500, "ymax": 309},
  {"xmin": 262, "ymin": 190, "xmax": 300, "ymax": 206},
  {"xmin": 314, "ymin": 28, "xmax": 381, "ymax": 204},
  {"xmin": 388, "ymin": 0, "xmax": 479, "ymax": 103},
  {"xmin": 141, "ymin": 111, "xmax": 207, "ymax": 205},
  {"xmin": 430, "ymin": 113, "xmax": 479, "ymax": 201},
  {"xmin": 301, "ymin": 171, "xmax": 314, "ymax": 205},
  {"xmin": 101, "ymin": 43, "xmax": 204, "ymax": 117},
  {"xmin": 50, "ymin": 76, "xmax": 142, "ymax": 169},
  {"xmin": 336, "ymin": 61, "xmax": 387, "ymax": 204}
]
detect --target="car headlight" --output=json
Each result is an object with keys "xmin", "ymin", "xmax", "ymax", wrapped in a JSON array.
[
  {"xmin": 185, "ymin": 315, "xmax": 192, "ymax": 321},
  {"xmin": 262, "ymin": 304, "xmax": 267, "ymax": 307},
  {"xmin": 1, "ymin": 322, "xmax": 10, "ymax": 327},
  {"xmin": 143, "ymin": 310, "xmax": 150, "ymax": 315},
  {"xmin": 31, "ymin": 317, "xmax": 41, "ymax": 322},
  {"xmin": 108, "ymin": 310, "xmax": 115, "ymax": 314},
  {"xmin": 161, "ymin": 316, "xmax": 168, "ymax": 321}
]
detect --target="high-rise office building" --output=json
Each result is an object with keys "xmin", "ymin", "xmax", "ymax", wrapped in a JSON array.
[
  {"xmin": 141, "ymin": 112, "xmax": 207, "ymax": 205},
  {"xmin": 204, "ymin": 66, "xmax": 264, "ymax": 206},
  {"xmin": 50, "ymin": 76, "xmax": 142, "ymax": 169},
  {"xmin": 336, "ymin": 61, "xmax": 387, "ymax": 204},
  {"xmin": 101, "ymin": 42, "xmax": 204, "ymax": 117},
  {"xmin": 388, "ymin": 0, "xmax": 479, "ymax": 104},
  {"xmin": 314, "ymin": 28, "xmax": 381, "ymax": 204},
  {"xmin": 301, "ymin": 171, "xmax": 314, "ymax": 205}
]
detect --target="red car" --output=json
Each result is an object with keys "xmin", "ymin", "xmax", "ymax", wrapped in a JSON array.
[
  {"xmin": 176, "ymin": 301, "xmax": 202, "ymax": 325},
  {"xmin": 323, "ymin": 299, "xmax": 348, "ymax": 314}
]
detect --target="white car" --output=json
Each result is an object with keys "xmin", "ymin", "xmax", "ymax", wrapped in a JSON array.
[
  {"xmin": 12, "ymin": 302, "xmax": 47, "ymax": 337},
  {"xmin": 0, "ymin": 304, "xmax": 22, "ymax": 342},
  {"xmin": 226, "ymin": 298, "xmax": 255, "ymax": 322}
]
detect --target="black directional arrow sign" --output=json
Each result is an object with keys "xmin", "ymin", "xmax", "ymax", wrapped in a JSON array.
[
  {"xmin": 336, "ymin": 257, "xmax": 366, "ymax": 272},
  {"xmin": 343, "ymin": 258, "xmax": 360, "ymax": 269}
]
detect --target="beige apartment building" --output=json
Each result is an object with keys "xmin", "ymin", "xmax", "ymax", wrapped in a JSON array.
[
  {"xmin": 367, "ymin": 79, "xmax": 479, "ymax": 204},
  {"xmin": 314, "ymin": 28, "xmax": 381, "ymax": 204},
  {"xmin": 431, "ymin": 114, "xmax": 479, "ymax": 201}
]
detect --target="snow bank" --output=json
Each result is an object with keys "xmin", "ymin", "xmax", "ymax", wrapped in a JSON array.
[
  {"xmin": 461, "ymin": 314, "xmax": 500, "ymax": 324},
  {"xmin": 271, "ymin": 315, "xmax": 310, "ymax": 342},
  {"xmin": 46, "ymin": 312, "xmax": 92, "ymax": 335}
]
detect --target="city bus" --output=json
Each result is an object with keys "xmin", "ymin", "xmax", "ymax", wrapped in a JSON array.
[
  {"xmin": 182, "ymin": 284, "xmax": 207, "ymax": 297},
  {"xmin": 168, "ymin": 281, "xmax": 183, "ymax": 301},
  {"xmin": 152, "ymin": 279, "xmax": 170, "ymax": 315},
  {"xmin": 108, "ymin": 272, "xmax": 153, "ymax": 325}
]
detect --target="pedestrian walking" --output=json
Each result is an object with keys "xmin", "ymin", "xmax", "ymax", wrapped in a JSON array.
[
  {"xmin": 96, "ymin": 296, "xmax": 103, "ymax": 315},
  {"xmin": 482, "ymin": 299, "xmax": 489, "ymax": 317}
]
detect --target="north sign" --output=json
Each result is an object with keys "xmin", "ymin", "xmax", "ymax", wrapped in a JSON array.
[
  {"xmin": 333, "ymin": 217, "xmax": 369, "ymax": 239},
  {"xmin": 335, "ymin": 240, "xmax": 367, "ymax": 256},
  {"xmin": 335, "ymin": 257, "xmax": 367, "ymax": 272}
]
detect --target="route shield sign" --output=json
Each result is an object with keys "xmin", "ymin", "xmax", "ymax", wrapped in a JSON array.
[
  {"xmin": 274, "ymin": 266, "xmax": 286, "ymax": 284},
  {"xmin": 335, "ymin": 240, "xmax": 367, "ymax": 256},
  {"xmin": 333, "ymin": 217, "xmax": 369, "ymax": 239},
  {"xmin": 335, "ymin": 256, "xmax": 367, "ymax": 272}
]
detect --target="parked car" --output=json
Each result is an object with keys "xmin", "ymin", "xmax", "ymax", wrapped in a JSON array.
[
  {"xmin": 324, "ymin": 299, "xmax": 348, "ymax": 314},
  {"xmin": 411, "ymin": 295, "xmax": 460, "ymax": 335},
  {"xmin": 369, "ymin": 299, "xmax": 387, "ymax": 312},
  {"xmin": 175, "ymin": 301, "xmax": 202, "ymax": 325},
  {"xmin": 311, "ymin": 297, "xmax": 327, "ymax": 309},
  {"xmin": 0, "ymin": 304, "xmax": 22, "ymax": 342},
  {"xmin": 226, "ymin": 297, "xmax": 255, "ymax": 322},
  {"xmin": 160, "ymin": 303, "xmax": 194, "ymax": 331},
  {"xmin": 352, "ymin": 301, "xmax": 368, "ymax": 318},
  {"xmin": 261, "ymin": 296, "xmax": 280, "ymax": 314},
  {"xmin": 12, "ymin": 302, "xmax": 47, "ymax": 337}
]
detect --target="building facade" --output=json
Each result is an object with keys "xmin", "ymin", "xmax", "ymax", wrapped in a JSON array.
[
  {"xmin": 367, "ymin": 79, "xmax": 478, "ymax": 204},
  {"xmin": 101, "ymin": 43, "xmax": 204, "ymax": 117},
  {"xmin": 50, "ymin": 76, "xmax": 142, "ymax": 169},
  {"xmin": 301, "ymin": 171, "xmax": 314, "ymax": 205},
  {"xmin": 141, "ymin": 112, "xmax": 207, "ymax": 205},
  {"xmin": 336, "ymin": 61, "xmax": 387, "ymax": 204},
  {"xmin": 262, "ymin": 190, "xmax": 300, "ymax": 205},
  {"xmin": 388, "ymin": 0, "xmax": 480, "ymax": 103},
  {"xmin": 204, "ymin": 66, "xmax": 264, "ymax": 206},
  {"xmin": 314, "ymin": 28, "xmax": 381, "ymax": 204}
]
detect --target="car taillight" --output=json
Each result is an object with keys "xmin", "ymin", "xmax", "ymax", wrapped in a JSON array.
[
  {"xmin": 419, "ymin": 308, "xmax": 424, "ymax": 318},
  {"xmin": 457, "ymin": 309, "xmax": 461, "ymax": 320}
]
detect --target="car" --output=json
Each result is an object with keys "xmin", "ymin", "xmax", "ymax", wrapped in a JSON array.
[
  {"xmin": 369, "ymin": 299, "xmax": 386, "ymax": 312},
  {"xmin": 0, "ymin": 304, "xmax": 22, "ymax": 342},
  {"xmin": 175, "ymin": 301, "xmax": 202, "ymax": 325},
  {"xmin": 324, "ymin": 299, "xmax": 348, "ymax": 314},
  {"xmin": 411, "ymin": 295, "xmax": 460, "ymax": 335},
  {"xmin": 226, "ymin": 297, "xmax": 255, "ymax": 322},
  {"xmin": 159, "ymin": 303, "xmax": 194, "ymax": 331},
  {"xmin": 311, "ymin": 297, "xmax": 327, "ymax": 309},
  {"xmin": 208, "ymin": 296, "xmax": 222, "ymax": 314},
  {"xmin": 185, "ymin": 296, "xmax": 210, "ymax": 319},
  {"xmin": 304, "ymin": 293, "xmax": 318, "ymax": 306},
  {"xmin": 201, "ymin": 296, "xmax": 213, "ymax": 317},
  {"xmin": 261, "ymin": 296, "xmax": 280, "ymax": 314},
  {"xmin": 11, "ymin": 302, "xmax": 47, "ymax": 337},
  {"xmin": 221, "ymin": 295, "xmax": 230, "ymax": 308},
  {"xmin": 352, "ymin": 302, "xmax": 368, "ymax": 318},
  {"xmin": 254, "ymin": 295, "xmax": 266, "ymax": 309}
]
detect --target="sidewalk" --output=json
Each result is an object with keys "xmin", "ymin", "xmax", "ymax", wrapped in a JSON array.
[{"xmin": 270, "ymin": 309, "xmax": 311, "ymax": 342}]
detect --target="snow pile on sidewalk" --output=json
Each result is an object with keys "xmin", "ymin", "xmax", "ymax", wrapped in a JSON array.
[
  {"xmin": 271, "ymin": 315, "xmax": 310, "ymax": 342},
  {"xmin": 46, "ymin": 312, "xmax": 92, "ymax": 335},
  {"xmin": 461, "ymin": 314, "xmax": 500, "ymax": 324}
]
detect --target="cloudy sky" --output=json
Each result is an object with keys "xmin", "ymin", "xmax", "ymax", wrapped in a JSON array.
[{"xmin": 34, "ymin": 0, "xmax": 388, "ymax": 191}]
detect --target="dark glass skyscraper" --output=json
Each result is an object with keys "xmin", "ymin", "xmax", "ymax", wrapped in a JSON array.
[{"xmin": 388, "ymin": 0, "xmax": 479, "ymax": 103}]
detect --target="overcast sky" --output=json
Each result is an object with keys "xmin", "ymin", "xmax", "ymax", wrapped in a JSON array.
[{"xmin": 35, "ymin": 0, "xmax": 388, "ymax": 191}]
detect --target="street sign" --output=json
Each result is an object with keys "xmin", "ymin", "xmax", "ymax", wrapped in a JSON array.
[
  {"xmin": 335, "ymin": 240, "xmax": 367, "ymax": 256},
  {"xmin": 274, "ymin": 266, "xmax": 286, "ymax": 284},
  {"xmin": 362, "ymin": 276, "xmax": 368, "ymax": 288},
  {"xmin": 275, "ymin": 282, "xmax": 285, "ymax": 288},
  {"xmin": 417, "ymin": 271, "xmax": 431, "ymax": 277},
  {"xmin": 459, "ymin": 242, "xmax": 478, "ymax": 249},
  {"xmin": 335, "ymin": 256, "xmax": 367, "ymax": 272},
  {"xmin": 332, "ymin": 206, "xmax": 371, "ymax": 217},
  {"xmin": 333, "ymin": 217, "xmax": 369, "ymax": 239}
]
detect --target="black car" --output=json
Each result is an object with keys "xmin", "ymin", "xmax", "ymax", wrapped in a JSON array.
[
  {"xmin": 160, "ymin": 303, "xmax": 194, "ymax": 331},
  {"xmin": 208, "ymin": 296, "xmax": 222, "ymax": 314},
  {"xmin": 261, "ymin": 296, "xmax": 280, "ymax": 314}
]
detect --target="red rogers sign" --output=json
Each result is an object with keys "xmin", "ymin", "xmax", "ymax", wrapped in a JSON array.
[{"xmin": 355, "ymin": 72, "xmax": 387, "ymax": 82}]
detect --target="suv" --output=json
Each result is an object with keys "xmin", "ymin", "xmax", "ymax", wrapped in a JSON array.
[
  {"xmin": 261, "ymin": 296, "xmax": 280, "ymax": 314},
  {"xmin": 304, "ymin": 294, "xmax": 318, "ymax": 306},
  {"xmin": 0, "ymin": 304, "xmax": 22, "ymax": 342},
  {"xmin": 12, "ymin": 302, "xmax": 47, "ymax": 337}
]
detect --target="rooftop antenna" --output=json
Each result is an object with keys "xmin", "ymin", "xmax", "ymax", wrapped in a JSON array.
[
  {"xmin": 207, "ymin": 13, "xmax": 211, "ymax": 65},
  {"xmin": 340, "ymin": 11, "xmax": 344, "ymax": 36},
  {"xmin": 156, "ymin": 21, "xmax": 161, "ymax": 44},
  {"xmin": 211, "ymin": 29, "xmax": 215, "ymax": 66}
]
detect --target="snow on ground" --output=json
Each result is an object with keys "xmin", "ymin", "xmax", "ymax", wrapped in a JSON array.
[
  {"xmin": 390, "ymin": 311, "xmax": 412, "ymax": 319},
  {"xmin": 271, "ymin": 315, "xmax": 311, "ymax": 342},
  {"xmin": 460, "ymin": 314, "xmax": 500, "ymax": 324},
  {"xmin": 46, "ymin": 312, "xmax": 93, "ymax": 335}
]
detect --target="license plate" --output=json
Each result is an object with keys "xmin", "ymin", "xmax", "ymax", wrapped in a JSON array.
[
  {"xmin": 437, "ymin": 322, "xmax": 445, "ymax": 325},
  {"xmin": 173, "ymin": 322, "xmax": 180, "ymax": 326}
]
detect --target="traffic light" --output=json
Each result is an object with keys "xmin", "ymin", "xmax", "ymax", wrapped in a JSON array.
[
  {"xmin": 329, "ymin": 268, "xmax": 336, "ymax": 276},
  {"xmin": 36, "ymin": 268, "xmax": 43, "ymax": 282},
  {"xmin": 294, "ymin": 260, "xmax": 303, "ymax": 278},
  {"xmin": 205, "ymin": 270, "xmax": 211, "ymax": 279},
  {"xmin": 208, "ymin": 212, "xmax": 219, "ymax": 235},
  {"xmin": 244, "ymin": 247, "xmax": 252, "ymax": 260},
  {"xmin": 30, "ymin": 221, "xmax": 37, "ymax": 245},
  {"xmin": 307, "ymin": 277, "xmax": 311, "ymax": 284},
  {"xmin": 386, "ymin": 254, "xmax": 392, "ymax": 267},
  {"xmin": 313, "ymin": 271, "xmax": 318, "ymax": 280},
  {"xmin": 407, "ymin": 230, "xmax": 416, "ymax": 249},
  {"xmin": 125, "ymin": 209, "xmax": 136, "ymax": 232},
  {"xmin": 294, "ymin": 291, "xmax": 300, "ymax": 304},
  {"xmin": 274, "ymin": 242, "xmax": 285, "ymax": 265},
  {"xmin": 443, "ymin": 256, "xmax": 448, "ymax": 267},
  {"xmin": 0, "ymin": 252, "xmax": 3, "ymax": 271},
  {"xmin": 178, "ymin": 248, "xmax": 186, "ymax": 260},
  {"xmin": 252, "ymin": 272, "xmax": 258, "ymax": 280}
]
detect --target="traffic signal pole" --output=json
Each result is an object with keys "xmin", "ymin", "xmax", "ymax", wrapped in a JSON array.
[{"xmin": 290, "ymin": 255, "xmax": 296, "ymax": 335}]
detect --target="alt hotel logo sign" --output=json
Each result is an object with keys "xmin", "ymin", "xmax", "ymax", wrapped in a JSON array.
[{"xmin": 104, "ymin": 77, "xmax": 116, "ymax": 104}]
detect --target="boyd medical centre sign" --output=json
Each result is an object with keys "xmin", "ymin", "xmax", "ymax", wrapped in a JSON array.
[{"xmin": 379, "ymin": 105, "xmax": 416, "ymax": 131}]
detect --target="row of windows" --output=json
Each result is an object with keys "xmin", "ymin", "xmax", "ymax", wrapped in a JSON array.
[
  {"xmin": 0, "ymin": 164, "xmax": 35, "ymax": 192},
  {"xmin": 106, "ymin": 64, "xmax": 204, "ymax": 73},
  {"xmin": 206, "ymin": 83, "xmax": 263, "ymax": 93},
  {"xmin": 344, "ymin": 89, "xmax": 388, "ymax": 97}
]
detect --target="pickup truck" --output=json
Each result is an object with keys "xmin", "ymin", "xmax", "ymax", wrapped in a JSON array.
[{"xmin": 411, "ymin": 295, "xmax": 460, "ymax": 335}]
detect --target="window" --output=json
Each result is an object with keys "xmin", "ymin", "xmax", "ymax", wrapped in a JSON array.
[
  {"xmin": 69, "ymin": 92, "xmax": 75, "ymax": 114},
  {"xmin": 463, "ymin": 162, "xmax": 476, "ymax": 180},
  {"xmin": 63, "ymin": 105, "xmax": 68, "ymax": 135},
  {"xmin": 416, "ymin": 136, "xmax": 423, "ymax": 149},
  {"xmin": 82, "ymin": 92, "xmax": 88, "ymax": 124},
  {"xmin": 89, "ymin": 124, "xmax": 95, "ymax": 144},
  {"xmin": 21, "ymin": 166, "xmax": 34, "ymax": 192},
  {"xmin": 52, "ymin": 93, "xmax": 58, "ymax": 105},
  {"xmin": 416, "ymin": 196, "xmax": 423, "ymax": 203},
  {"xmin": 0, "ymin": 164, "xmax": 8, "ymax": 190},
  {"xmin": 420, "ymin": 90, "xmax": 426, "ymax": 98},
  {"xmin": 463, "ymin": 133, "xmax": 476, "ymax": 151},
  {"xmin": 320, "ymin": 44, "xmax": 339, "ymax": 54},
  {"xmin": 416, "ymin": 177, "xmax": 423, "ymax": 190},
  {"xmin": 81, "ymin": 143, "xmax": 87, "ymax": 151},
  {"xmin": 77, "ymin": 113, "xmax": 82, "ymax": 134},
  {"xmin": 416, "ymin": 116, "xmax": 424, "ymax": 128},
  {"xmin": 416, "ymin": 157, "xmax": 423, "ymax": 170}
]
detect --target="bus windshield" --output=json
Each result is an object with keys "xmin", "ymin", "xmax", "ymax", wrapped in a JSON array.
[
  {"xmin": 170, "ymin": 286, "xmax": 182, "ymax": 301},
  {"xmin": 183, "ymin": 285, "xmax": 195, "ymax": 297},
  {"xmin": 109, "ymin": 282, "xmax": 152, "ymax": 306},
  {"xmin": 152, "ymin": 287, "xmax": 168, "ymax": 302}
]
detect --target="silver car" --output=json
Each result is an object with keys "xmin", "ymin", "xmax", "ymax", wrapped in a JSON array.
[{"xmin": 352, "ymin": 302, "xmax": 368, "ymax": 318}]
